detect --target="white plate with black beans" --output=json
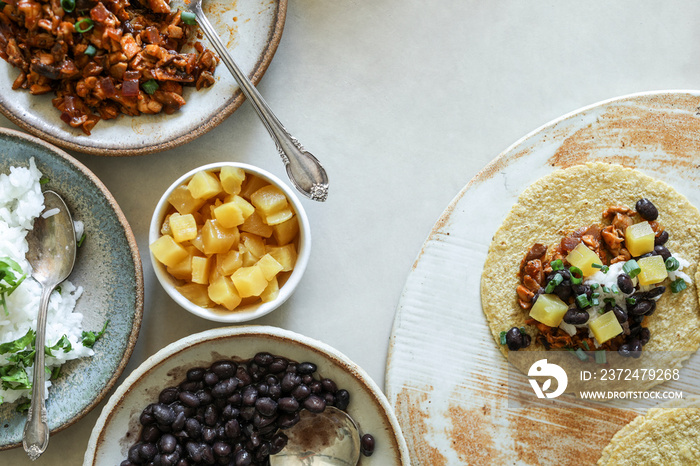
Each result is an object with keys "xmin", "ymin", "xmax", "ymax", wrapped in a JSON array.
[
  {"xmin": 385, "ymin": 90, "xmax": 700, "ymax": 465},
  {"xmin": 84, "ymin": 325, "xmax": 410, "ymax": 465}
]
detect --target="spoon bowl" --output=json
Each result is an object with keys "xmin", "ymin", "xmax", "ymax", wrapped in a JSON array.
[
  {"xmin": 270, "ymin": 406, "xmax": 361, "ymax": 466},
  {"xmin": 22, "ymin": 190, "xmax": 76, "ymax": 460}
]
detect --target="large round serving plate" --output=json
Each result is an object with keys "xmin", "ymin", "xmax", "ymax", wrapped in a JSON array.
[
  {"xmin": 385, "ymin": 90, "xmax": 700, "ymax": 465},
  {"xmin": 0, "ymin": 128, "xmax": 143, "ymax": 449},
  {"xmin": 0, "ymin": 1, "xmax": 287, "ymax": 156},
  {"xmin": 84, "ymin": 326, "xmax": 410, "ymax": 465}
]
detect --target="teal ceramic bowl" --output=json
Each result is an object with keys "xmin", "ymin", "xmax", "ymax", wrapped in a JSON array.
[{"xmin": 0, "ymin": 128, "xmax": 143, "ymax": 450}]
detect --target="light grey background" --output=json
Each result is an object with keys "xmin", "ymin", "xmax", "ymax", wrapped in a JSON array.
[{"xmin": 2, "ymin": 1, "xmax": 700, "ymax": 464}]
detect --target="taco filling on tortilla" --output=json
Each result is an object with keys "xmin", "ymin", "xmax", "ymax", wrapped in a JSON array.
[
  {"xmin": 481, "ymin": 163, "xmax": 700, "ymax": 364},
  {"xmin": 509, "ymin": 198, "xmax": 691, "ymax": 356}
]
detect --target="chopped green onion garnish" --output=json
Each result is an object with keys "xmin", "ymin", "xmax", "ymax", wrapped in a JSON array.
[
  {"xmin": 626, "ymin": 297, "xmax": 636, "ymax": 305},
  {"xmin": 604, "ymin": 297, "xmax": 616, "ymax": 304},
  {"xmin": 181, "ymin": 10, "xmax": 197, "ymax": 25},
  {"xmin": 598, "ymin": 308, "xmax": 606, "ymax": 314},
  {"xmin": 75, "ymin": 18, "xmax": 94, "ymax": 33},
  {"xmin": 39, "ymin": 176, "xmax": 50, "ymax": 185},
  {"xmin": 142, "ymin": 79, "xmax": 159, "ymax": 95},
  {"xmin": 575, "ymin": 294, "xmax": 590, "ymax": 309},
  {"xmin": 499, "ymin": 331, "xmax": 507, "ymax": 345},
  {"xmin": 77, "ymin": 233, "xmax": 86, "ymax": 247},
  {"xmin": 574, "ymin": 348, "xmax": 588, "ymax": 361},
  {"xmin": 591, "ymin": 292, "xmax": 600, "ymax": 299},
  {"xmin": 61, "ymin": 0, "xmax": 75, "ymax": 12},
  {"xmin": 622, "ymin": 259, "xmax": 641, "ymax": 278},
  {"xmin": 601, "ymin": 285, "xmax": 610, "ymax": 293},
  {"xmin": 582, "ymin": 340, "xmax": 590, "ymax": 351},
  {"xmin": 550, "ymin": 259, "xmax": 564, "ymax": 271},
  {"xmin": 595, "ymin": 351, "xmax": 607, "ymax": 364},
  {"xmin": 665, "ymin": 257, "xmax": 680, "ymax": 272},
  {"xmin": 84, "ymin": 44, "xmax": 97, "ymax": 56},
  {"xmin": 611, "ymin": 284, "xmax": 620, "ymax": 294},
  {"xmin": 590, "ymin": 283, "xmax": 599, "ymax": 290},
  {"xmin": 591, "ymin": 298, "xmax": 599, "ymax": 306},
  {"xmin": 671, "ymin": 278, "xmax": 687, "ymax": 294},
  {"xmin": 570, "ymin": 266, "xmax": 583, "ymax": 285}
]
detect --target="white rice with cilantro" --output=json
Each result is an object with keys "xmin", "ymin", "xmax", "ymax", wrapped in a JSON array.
[{"xmin": 0, "ymin": 158, "xmax": 97, "ymax": 406}]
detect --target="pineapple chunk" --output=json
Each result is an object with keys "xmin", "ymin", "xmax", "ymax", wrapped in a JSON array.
[
  {"xmin": 241, "ymin": 233, "xmax": 266, "ymax": 258},
  {"xmin": 272, "ymin": 217, "xmax": 299, "ymax": 246},
  {"xmin": 260, "ymin": 276, "xmax": 279, "ymax": 303},
  {"xmin": 625, "ymin": 222, "xmax": 655, "ymax": 257},
  {"xmin": 257, "ymin": 253, "xmax": 283, "ymax": 280},
  {"xmin": 161, "ymin": 214, "xmax": 173, "ymax": 236},
  {"xmin": 214, "ymin": 202, "xmax": 245, "ymax": 228},
  {"xmin": 566, "ymin": 243, "xmax": 602, "ymax": 277},
  {"xmin": 188, "ymin": 171, "xmax": 222, "ymax": 200},
  {"xmin": 637, "ymin": 255, "xmax": 668, "ymax": 286},
  {"xmin": 216, "ymin": 250, "xmax": 242, "ymax": 276},
  {"xmin": 191, "ymin": 255, "xmax": 211, "ymax": 285},
  {"xmin": 240, "ymin": 176, "xmax": 268, "ymax": 200},
  {"xmin": 150, "ymin": 235, "xmax": 189, "ymax": 268},
  {"xmin": 266, "ymin": 244, "xmax": 297, "ymax": 272},
  {"xmin": 263, "ymin": 207, "xmax": 294, "ymax": 226},
  {"xmin": 590, "ymin": 310, "xmax": 623, "ymax": 344},
  {"xmin": 166, "ymin": 246, "xmax": 198, "ymax": 280},
  {"xmin": 251, "ymin": 185, "xmax": 288, "ymax": 216},
  {"xmin": 168, "ymin": 185, "xmax": 205, "ymax": 214},
  {"xmin": 529, "ymin": 294, "xmax": 568, "ymax": 327},
  {"xmin": 220, "ymin": 166, "xmax": 246, "ymax": 195},
  {"xmin": 231, "ymin": 265, "xmax": 268, "ymax": 298},
  {"xmin": 189, "ymin": 230, "xmax": 206, "ymax": 254},
  {"xmin": 169, "ymin": 213, "xmax": 198, "ymax": 243},
  {"xmin": 176, "ymin": 283, "xmax": 214, "ymax": 308},
  {"xmin": 201, "ymin": 219, "xmax": 239, "ymax": 255},
  {"xmin": 208, "ymin": 276, "xmax": 242, "ymax": 310},
  {"xmin": 240, "ymin": 211, "xmax": 273, "ymax": 238},
  {"xmin": 229, "ymin": 195, "xmax": 255, "ymax": 220}
]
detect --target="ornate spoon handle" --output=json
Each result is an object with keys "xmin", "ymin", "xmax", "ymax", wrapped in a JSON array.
[{"xmin": 189, "ymin": 3, "xmax": 329, "ymax": 202}]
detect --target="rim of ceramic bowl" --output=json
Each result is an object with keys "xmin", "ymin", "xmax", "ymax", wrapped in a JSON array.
[
  {"xmin": 83, "ymin": 325, "xmax": 410, "ymax": 465},
  {"xmin": 149, "ymin": 162, "xmax": 310, "ymax": 323},
  {"xmin": 0, "ymin": 1, "xmax": 287, "ymax": 156},
  {"xmin": 0, "ymin": 127, "xmax": 144, "ymax": 449}
]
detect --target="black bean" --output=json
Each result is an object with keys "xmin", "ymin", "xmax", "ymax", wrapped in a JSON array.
[
  {"xmin": 636, "ymin": 198, "xmax": 658, "ymax": 221},
  {"xmin": 505, "ymin": 327, "xmax": 523, "ymax": 351},
  {"xmin": 360, "ymin": 434, "xmax": 375, "ymax": 457},
  {"xmin": 277, "ymin": 412, "xmax": 300, "ymax": 429},
  {"xmin": 254, "ymin": 352, "xmax": 274, "ymax": 366},
  {"xmin": 140, "ymin": 425, "xmax": 160, "ymax": 443},
  {"xmin": 152, "ymin": 404, "xmax": 176, "ymax": 426},
  {"xmin": 281, "ymin": 372, "xmax": 301, "ymax": 393},
  {"xmin": 179, "ymin": 391, "xmax": 200, "ymax": 408},
  {"xmin": 269, "ymin": 432, "xmax": 288, "ymax": 454},
  {"xmin": 186, "ymin": 442, "xmax": 204, "ymax": 463},
  {"xmin": 138, "ymin": 443, "xmax": 158, "ymax": 461},
  {"xmin": 120, "ymin": 461, "xmax": 134, "ymax": 466},
  {"xmin": 309, "ymin": 380, "xmax": 323, "ymax": 394},
  {"xmin": 291, "ymin": 384, "xmax": 310, "ymax": 400},
  {"xmin": 202, "ymin": 426, "xmax": 217, "ymax": 444},
  {"xmin": 303, "ymin": 395, "xmax": 326, "ymax": 413},
  {"xmin": 618, "ymin": 344, "xmax": 632, "ymax": 358},
  {"xmin": 640, "ymin": 327, "xmax": 651, "ymax": 346},
  {"xmin": 629, "ymin": 300, "xmax": 653, "ymax": 316},
  {"xmin": 563, "ymin": 308, "xmax": 589, "ymax": 325},
  {"xmin": 334, "ymin": 390, "xmax": 350, "ymax": 411},
  {"xmin": 572, "ymin": 284, "xmax": 592, "ymax": 298},
  {"xmin": 236, "ymin": 366, "xmax": 252, "ymax": 387},
  {"xmin": 158, "ymin": 434, "xmax": 178, "ymax": 454},
  {"xmin": 278, "ymin": 397, "xmax": 299, "ymax": 413},
  {"xmin": 636, "ymin": 251, "xmax": 657, "ymax": 260},
  {"xmin": 159, "ymin": 387, "xmax": 179, "ymax": 405},
  {"xmin": 187, "ymin": 367, "xmax": 206, "ymax": 382},
  {"xmin": 204, "ymin": 372, "xmax": 219, "ymax": 387},
  {"xmin": 268, "ymin": 383, "xmax": 282, "ymax": 400},
  {"xmin": 185, "ymin": 418, "xmax": 202, "ymax": 439},
  {"xmin": 161, "ymin": 452, "xmax": 180, "ymax": 466},
  {"xmin": 256, "ymin": 383, "xmax": 269, "ymax": 397},
  {"xmin": 654, "ymin": 245, "xmax": 671, "ymax": 262},
  {"xmin": 227, "ymin": 393, "xmax": 242, "ymax": 407},
  {"xmin": 655, "ymin": 230, "xmax": 669, "ymax": 245},
  {"xmin": 617, "ymin": 273, "xmax": 634, "ymax": 294},
  {"xmin": 240, "ymin": 406, "xmax": 256, "ymax": 421},
  {"xmin": 268, "ymin": 358, "xmax": 288, "ymax": 374},
  {"xmin": 222, "ymin": 405, "xmax": 239, "ymax": 421},
  {"xmin": 553, "ymin": 282, "xmax": 573, "ymax": 303},
  {"xmin": 171, "ymin": 411, "xmax": 186, "ymax": 431},
  {"xmin": 179, "ymin": 380, "xmax": 201, "ymax": 392},
  {"xmin": 204, "ymin": 405, "xmax": 219, "ymax": 426},
  {"xmin": 255, "ymin": 397, "xmax": 277, "ymax": 417},
  {"xmin": 612, "ymin": 305, "xmax": 628, "ymax": 324},
  {"xmin": 212, "ymin": 378, "xmax": 238, "ymax": 399},
  {"xmin": 629, "ymin": 339, "xmax": 643, "ymax": 358},
  {"xmin": 213, "ymin": 441, "xmax": 232, "ymax": 458},
  {"xmin": 140, "ymin": 404, "xmax": 156, "ymax": 426},
  {"xmin": 211, "ymin": 360, "xmax": 237, "ymax": 379},
  {"xmin": 646, "ymin": 286, "xmax": 666, "ymax": 299},
  {"xmin": 242, "ymin": 385, "xmax": 258, "ymax": 406},
  {"xmin": 224, "ymin": 419, "xmax": 241, "ymax": 439},
  {"xmin": 234, "ymin": 449, "xmax": 252, "ymax": 466},
  {"xmin": 128, "ymin": 445, "xmax": 141, "ymax": 463},
  {"xmin": 297, "ymin": 362, "xmax": 317, "ymax": 375}
]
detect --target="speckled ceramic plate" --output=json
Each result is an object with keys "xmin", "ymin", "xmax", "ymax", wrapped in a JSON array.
[
  {"xmin": 0, "ymin": 1, "xmax": 286, "ymax": 156},
  {"xmin": 84, "ymin": 326, "xmax": 410, "ymax": 465},
  {"xmin": 385, "ymin": 90, "xmax": 700, "ymax": 465},
  {"xmin": 0, "ymin": 128, "xmax": 143, "ymax": 450}
]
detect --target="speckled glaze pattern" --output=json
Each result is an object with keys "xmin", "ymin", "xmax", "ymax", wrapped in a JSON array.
[
  {"xmin": 0, "ymin": 1, "xmax": 287, "ymax": 156},
  {"xmin": 84, "ymin": 326, "xmax": 410, "ymax": 465},
  {"xmin": 0, "ymin": 128, "xmax": 144, "ymax": 450}
]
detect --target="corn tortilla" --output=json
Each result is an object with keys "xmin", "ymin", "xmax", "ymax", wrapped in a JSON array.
[{"xmin": 481, "ymin": 163, "xmax": 700, "ymax": 373}]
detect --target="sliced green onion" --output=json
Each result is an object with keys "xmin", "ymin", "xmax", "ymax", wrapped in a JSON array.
[
  {"xmin": 77, "ymin": 233, "xmax": 86, "ymax": 247},
  {"xmin": 39, "ymin": 176, "xmax": 50, "ymax": 185},
  {"xmin": 671, "ymin": 278, "xmax": 687, "ymax": 294},
  {"xmin": 181, "ymin": 10, "xmax": 197, "ymax": 25},
  {"xmin": 622, "ymin": 259, "xmax": 641, "ymax": 278},
  {"xmin": 84, "ymin": 44, "xmax": 97, "ymax": 56},
  {"xmin": 598, "ymin": 308, "xmax": 606, "ymax": 314},
  {"xmin": 611, "ymin": 284, "xmax": 620, "ymax": 294},
  {"xmin": 626, "ymin": 297, "xmax": 636, "ymax": 305},
  {"xmin": 61, "ymin": 0, "xmax": 75, "ymax": 12},
  {"xmin": 582, "ymin": 340, "xmax": 590, "ymax": 351},
  {"xmin": 591, "ymin": 292, "xmax": 600, "ymax": 299},
  {"xmin": 499, "ymin": 331, "xmax": 507, "ymax": 345},
  {"xmin": 75, "ymin": 18, "xmax": 94, "ymax": 33},
  {"xmin": 550, "ymin": 259, "xmax": 564, "ymax": 271},
  {"xmin": 574, "ymin": 348, "xmax": 588, "ymax": 361},
  {"xmin": 142, "ymin": 79, "xmax": 159, "ymax": 95},
  {"xmin": 590, "ymin": 283, "xmax": 600, "ymax": 290},
  {"xmin": 575, "ymin": 294, "xmax": 590, "ymax": 309},
  {"xmin": 604, "ymin": 297, "xmax": 616, "ymax": 304},
  {"xmin": 595, "ymin": 351, "xmax": 607, "ymax": 364},
  {"xmin": 665, "ymin": 257, "xmax": 680, "ymax": 272},
  {"xmin": 591, "ymin": 297, "xmax": 599, "ymax": 306},
  {"xmin": 601, "ymin": 285, "xmax": 610, "ymax": 293},
  {"xmin": 570, "ymin": 266, "xmax": 583, "ymax": 285}
]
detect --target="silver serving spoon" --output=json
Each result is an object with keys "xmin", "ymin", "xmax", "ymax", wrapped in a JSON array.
[
  {"xmin": 186, "ymin": 1, "xmax": 329, "ymax": 202},
  {"xmin": 270, "ymin": 406, "xmax": 361, "ymax": 466},
  {"xmin": 22, "ymin": 191, "xmax": 77, "ymax": 461}
]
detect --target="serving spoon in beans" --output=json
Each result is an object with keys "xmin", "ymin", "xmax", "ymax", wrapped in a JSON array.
[{"xmin": 184, "ymin": 0, "xmax": 329, "ymax": 202}]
